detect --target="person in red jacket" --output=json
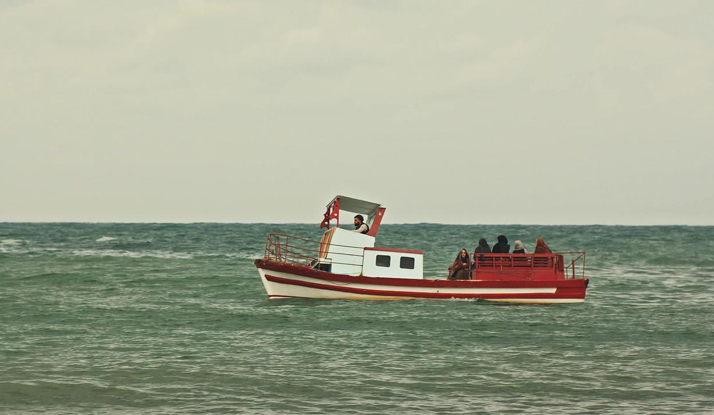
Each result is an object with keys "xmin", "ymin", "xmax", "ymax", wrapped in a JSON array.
[
  {"xmin": 534, "ymin": 238, "xmax": 552, "ymax": 254},
  {"xmin": 449, "ymin": 248, "xmax": 471, "ymax": 280}
]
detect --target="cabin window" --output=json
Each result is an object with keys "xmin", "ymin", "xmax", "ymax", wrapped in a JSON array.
[
  {"xmin": 400, "ymin": 257, "xmax": 415, "ymax": 269},
  {"xmin": 376, "ymin": 255, "xmax": 391, "ymax": 267}
]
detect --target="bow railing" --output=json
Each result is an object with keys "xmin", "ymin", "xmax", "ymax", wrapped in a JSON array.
[{"xmin": 263, "ymin": 232, "xmax": 365, "ymax": 271}]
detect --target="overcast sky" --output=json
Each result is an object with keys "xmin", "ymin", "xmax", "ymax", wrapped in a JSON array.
[{"xmin": 1, "ymin": 0, "xmax": 713, "ymax": 225}]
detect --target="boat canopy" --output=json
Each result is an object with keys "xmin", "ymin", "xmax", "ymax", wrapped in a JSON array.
[
  {"xmin": 327, "ymin": 195, "xmax": 381, "ymax": 216},
  {"xmin": 320, "ymin": 195, "xmax": 386, "ymax": 237}
]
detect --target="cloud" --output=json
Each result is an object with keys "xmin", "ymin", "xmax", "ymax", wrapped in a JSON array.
[
  {"xmin": 454, "ymin": 36, "xmax": 546, "ymax": 87},
  {"xmin": 1, "ymin": 1, "xmax": 713, "ymax": 223}
]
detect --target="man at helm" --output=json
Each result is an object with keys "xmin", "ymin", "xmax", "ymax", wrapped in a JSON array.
[{"xmin": 353, "ymin": 215, "xmax": 370, "ymax": 234}]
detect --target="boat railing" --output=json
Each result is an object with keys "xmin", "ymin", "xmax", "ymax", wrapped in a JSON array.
[
  {"xmin": 560, "ymin": 251, "xmax": 586, "ymax": 280},
  {"xmin": 473, "ymin": 252, "xmax": 586, "ymax": 279},
  {"xmin": 263, "ymin": 232, "xmax": 365, "ymax": 270},
  {"xmin": 474, "ymin": 253, "xmax": 555, "ymax": 270}
]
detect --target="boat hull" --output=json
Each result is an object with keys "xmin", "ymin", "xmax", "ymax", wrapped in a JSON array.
[{"xmin": 255, "ymin": 259, "xmax": 588, "ymax": 304}]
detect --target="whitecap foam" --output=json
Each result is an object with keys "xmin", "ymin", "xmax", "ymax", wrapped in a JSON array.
[
  {"xmin": 95, "ymin": 236, "xmax": 117, "ymax": 243},
  {"xmin": 1, "ymin": 239, "xmax": 24, "ymax": 246},
  {"xmin": 238, "ymin": 252, "xmax": 263, "ymax": 260},
  {"xmin": 71, "ymin": 249, "xmax": 194, "ymax": 259},
  {"xmin": 196, "ymin": 252, "xmax": 263, "ymax": 260}
]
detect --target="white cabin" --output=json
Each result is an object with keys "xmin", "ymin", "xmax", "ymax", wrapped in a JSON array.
[
  {"xmin": 362, "ymin": 247, "xmax": 424, "ymax": 279},
  {"xmin": 316, "ymin": 195, "xmax": 424, "ymax": 279}
]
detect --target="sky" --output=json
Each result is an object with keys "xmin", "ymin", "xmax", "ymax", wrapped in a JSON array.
[{"xmin": 1, "ymin": 0, "xmax": 713, "ymax": 225}]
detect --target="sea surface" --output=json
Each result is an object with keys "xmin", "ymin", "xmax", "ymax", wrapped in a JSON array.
[{"xmin": 1, "ymin": 223, "xmax": 713, "ymax": 414}]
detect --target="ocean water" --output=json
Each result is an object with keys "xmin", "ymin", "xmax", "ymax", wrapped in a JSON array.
[{"xmin": 1, "ymin": 223, "xmax": 713, "ymax": 414}]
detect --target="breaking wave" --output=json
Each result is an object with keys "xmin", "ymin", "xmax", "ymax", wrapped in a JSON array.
[{"xmin": 71, "ymin": 249, "xmax": 194, "ymax": 259}]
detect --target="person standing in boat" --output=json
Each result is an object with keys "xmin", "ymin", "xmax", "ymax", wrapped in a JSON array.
[
  {"xmin": 353, "ymin": 215, "xmax": 370, "ymax": 234},
  {"xmin": 449, "ymin": 248, "xmax": 471, "ymax": 280},
  {"xmin": 491, "ymin": 235, "xmax": 510, "ymax": 254}
]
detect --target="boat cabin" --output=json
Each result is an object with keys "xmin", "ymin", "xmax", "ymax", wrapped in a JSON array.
[
  {"xmin": 315, "ymin": 196, "xmax": 424, "ymax": 278},
  {"xmin": 362, "ymin": 247, "xmax": 424, "ymax": 279}
]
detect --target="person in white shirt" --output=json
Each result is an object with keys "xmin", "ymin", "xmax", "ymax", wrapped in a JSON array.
[{"xmin": 353, "ymin": 215, "xmax": 370, "ymax": 234}]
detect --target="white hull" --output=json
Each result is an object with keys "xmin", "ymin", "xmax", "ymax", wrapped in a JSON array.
[{"xmin": 257, "ymin": 268, "xmax": 585, "ymax": 304}]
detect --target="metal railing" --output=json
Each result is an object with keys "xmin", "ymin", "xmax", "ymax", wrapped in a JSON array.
[
  {"xmin": 471, "ymin": 252, "xmax": 586, "ymax": 279},
  {"xmin": 473, "ymin": 253, "xmax": 556, "ymax": 271},
  {"xmin": 263, "ymin": 232, "xmax": 365, "ymax": 270},
  {"xmin": 560, "ymin": 251, "xmax": 586, "ymax": 280}
]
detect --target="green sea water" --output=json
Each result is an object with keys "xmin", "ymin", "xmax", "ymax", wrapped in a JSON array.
[{"xmin": 1, "ymin": 223, "xmax": 713, "ymax": 414}]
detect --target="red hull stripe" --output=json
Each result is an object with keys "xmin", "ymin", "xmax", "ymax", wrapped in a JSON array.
[
  {"xmin": 264, "ymin": 274, "xmax": 585, "ymax": 299},
  {"xmin": 255, "ymin": 259, "xmax": 588, "ymax": 290}
]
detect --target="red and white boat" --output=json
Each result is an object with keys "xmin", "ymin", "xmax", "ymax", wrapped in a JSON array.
[{"xmin": 254, "ymin": 196, "xmax": 589, "ymax": 304}]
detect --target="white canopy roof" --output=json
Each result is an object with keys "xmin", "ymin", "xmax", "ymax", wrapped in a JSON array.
[{"xmin": 327, "ymin": 195, "xmax": 383, "ymax": 217}]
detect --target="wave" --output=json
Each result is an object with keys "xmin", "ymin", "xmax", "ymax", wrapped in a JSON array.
[
  {"xmin": 71, "ymin": 249, "xmax": 194, "ymax": 260},
  {"xmin": 112, "ymin": 241, "xmax": 153, "ymax": 250},
  {"xmin": 94, "ymin": 237, "xmax": 153, "ymax": 249},
  {"xmin": 195, "ymin": 252, "xmax": 263, "ymax": 260},
  {"xmin": 0, "ymin": 239, "xmax": 28, "ymax": 253},
  {"xmin": 0, "ymin": 245, "xmax": 263, "ymax": 260}
]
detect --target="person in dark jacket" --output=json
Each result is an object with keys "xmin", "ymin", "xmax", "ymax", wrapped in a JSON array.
[
  {"xmin": 353, "ymin": 215, "xmax": 369, "ymax": 234},
  {"xmin": 474, "ymin": 238, "xmax": 491, "ymax": 263},
  {"xmin": 474, "ymin": 238, "xmax": 491, "ymax": 254},
  {"xmin": 449, "ymin": 248, "xmax": 471, "ymax": 280},
  {"xmin": 492, "ymin": 235, "xmax": 510, "ymax": 254}
]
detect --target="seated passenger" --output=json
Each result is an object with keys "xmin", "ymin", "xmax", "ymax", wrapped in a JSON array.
[
  {"xmin": 475, "ymin": 238, "xmax": 491, "ymax": 254},
  {"xmin": 534, "ymin": 237, "xmax": 552, "ymax": 254},
  {"xmin": 513, "ymin": 240, "xmax": 527, "ymax": 254},
  {"xmin": 474, "ymin": 238, "xmax": 491, "ymax": 264},
  {"xmin": 491, "ymin": 235, "xmax": 510, "ymax": 254},
  {"xmin": 353, "ymin": 215, "xmax": 370, "ymax": 234},
  {"xmin": 449, "ymin": 248, "xmax": 471, "ymax": 280}
]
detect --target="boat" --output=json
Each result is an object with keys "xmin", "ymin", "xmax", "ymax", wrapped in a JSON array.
[{"xmin": 254, "ymin": 195, "xmax": 589, "ymax": 303}]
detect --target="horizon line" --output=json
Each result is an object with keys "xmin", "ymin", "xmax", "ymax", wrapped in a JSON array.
[{"xmin": 1, "ymin": 221, "xmax": 712, "ymax": 227}]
